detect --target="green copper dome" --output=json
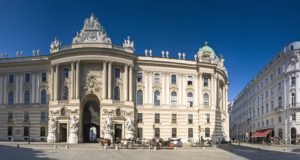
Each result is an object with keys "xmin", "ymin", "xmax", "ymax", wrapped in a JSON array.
[{"xmin": 198, "ymin": 41, "xmax": 215, "ymax": 58}]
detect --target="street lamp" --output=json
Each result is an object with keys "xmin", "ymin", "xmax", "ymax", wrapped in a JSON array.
[{"xmin": 28, "ymin": 121, "xmax": 31, "ymax": 144}]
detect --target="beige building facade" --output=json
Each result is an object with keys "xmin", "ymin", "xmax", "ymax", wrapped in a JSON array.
[{"xmin": 0, "ymin": 15, "xmax": 229, "ymax": 143}]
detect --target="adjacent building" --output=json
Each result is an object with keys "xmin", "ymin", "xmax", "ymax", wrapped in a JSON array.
[
  {"xmin": 0, "ymin": 14, "xmax": 229, "ymax": 143},
  {"xmin": 230, "ymin": 42, "xmax": 300, "ymax": 144}
]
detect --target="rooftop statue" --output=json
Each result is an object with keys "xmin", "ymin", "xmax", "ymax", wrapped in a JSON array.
[
  {"xmin": 123, "ymin": 36, "xmax": 134, "ymax": 49},
  {"xmin": 50, "ymin": 38, "xmax": 61, "ymax": 53}
]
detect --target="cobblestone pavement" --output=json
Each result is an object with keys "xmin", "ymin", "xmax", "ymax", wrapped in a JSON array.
[{"xmin": 0, "ymin": 143, "xmax": 299, "ymax": 160}]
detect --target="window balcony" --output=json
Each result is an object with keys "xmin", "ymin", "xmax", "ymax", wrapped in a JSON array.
[{"xmin": 275, "ymin": 106, "xmax": 283, "ymax": 112}]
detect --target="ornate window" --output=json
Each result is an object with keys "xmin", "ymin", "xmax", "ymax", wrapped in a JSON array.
[
  {"xmin": 172, "ymin": 128, "xmax": 177, "ymax": 138},
  {"xmin": 24, "ymin": 127, "xmax": 29, "ymax": 137},
  {"xmin": 62, "ymin": 86, "xmax": 69, "ymax": 100},
  {"xmin": 154, "ymin": 91, "xmax": 160, "ymax": 106},
  {"xmin": 188, "ymin": 114, "xmax": 193, "ymax": 124},
  {"xmin": 136, "ymin": 90, "xmax": 143, "ymax": 105},
  {"xmin": 41, "ymin": 89, "xmax": 47, "ymax": 105},
  {"xmin": 8, "ymin": 112, "xmax": 13, "ymax": 122},
  {"xmin": 40, "ymin": 112, "xmax": 47, "ymax": 122},
  {"xmin": 63, "ymin": 68, "xmax": 69, "ymax": 79},
  {"xmin": 171, "ymin": 91, "xmax": 177, "ymax": 106},
  {"xmin": 205, "ymin": 128, "xmax": 210, "ymax": 137},
  {"xmin": 291, "ymin": 77, "xmax": 296, "ymax": 86},
  {"xmin": 187, "ymin": 92, "xmax": 193, "ymax": 107},
  {"xmin": 278, "ymin": 96, "xmax": 282, "ymax": 107},
  {"xmin": 154, "ymin": 128, "xmax": 160, "ymax": 138},
  {"xmin": 187, "ymin": 76, "xmax": 193, "ymax": 85},
  {"xmin": 114, "ymin": 68, "xmax": 120, "ymax": 79},
  {"xmin": 41, "ymin": 72, "xmax": 47, "ymax": 82},
  {"xmin": 291, "ymin": 93, "xmax": 296, "ymax": 107},
  {"xmin": 24, "ymin": 73, "xmax": 31, "ymax": 83},
  {"xmin": 172, "ymin": 114, "xmax": 177, "ymax": 123},
  {"xmin": 40, "ymin": 127, "xmax": 46, "ymax": 137},
  {"xmin": 155, "ymin": 113, "xmax": 160, "ymax": 123},
  {"xmin": 113, "ymin": 86, "xmax": 120, "ymax": 100},
  {"xmin": 171, "ymin": 75, "xmax": 176, "ymax": 84},
  {"xmin": 24, "ymin": 90, "xmax": 30, "ymax": 105},
  {"xmin": 8, "ymin": 91, "xmax": 14, "ymax": 105},
  {"xmin": 188, "ymin": 128, "xmax": 193, "ymax": 138},
  {"xmin": 154, "ymin": 73, "xmax": 160, "ymax": 84},
  {"xmin": 137, "ymin": 72, "xmax": 143, "ymax": 82},
  {"xmin": 205, "ymin": 114, "xmax": 210, "ymax": 123},
  {"xmin": 203, "ymin": 93, "xmax": 209, "ymax": 106},
  {"xmin": 203, "ymin": 77, "xmax": 209, "ymax": 86},
  {"xmin": 137, "ymin": 113, "xmax": 143, "ymax": 123},
  {"xmin": 24, "ymin": 112, "xmax": 29, "ymax": 122},
  {"xmin": 8, "ymin": 74, "xmax": 14, "ymax": 84}
]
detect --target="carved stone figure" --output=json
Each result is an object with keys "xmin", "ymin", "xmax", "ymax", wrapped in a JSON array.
[
  {"xmin": 104, "ymin": 116, "xmax": 112, "ymax": 132},
  {"xmin": 48, "ymin": 116, "xmax": 56, "ymax": 132},
  {"xmin": 126, "ymin": 117, "xmax": 135, "ymax": 132},
  {"xmin": 69, "ymin": 115, "xmax": 79, "ymax": 133},
  {"xmin": 72, "ymin": 14, "xmax": 112, "ymax": 44},
  {"xmin": 122, "ymin": 36, "xmax": 134, "ymax": 49},
  {"xmin": 50, "ymin": 38, "xmax": 61, "ymax": 53}
]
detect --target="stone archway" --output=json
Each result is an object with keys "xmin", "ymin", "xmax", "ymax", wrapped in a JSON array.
[
  {"xmin": 81, "ymin": 94, "xmax": 100, "ymax": 142},
  {"xmin": 291, "ymin": 128, "xmax": 297, "ymax": 144}
]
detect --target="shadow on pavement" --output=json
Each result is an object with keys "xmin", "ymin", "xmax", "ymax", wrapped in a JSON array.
[
  {"xmin": 0, "ymin": 144, "xmax": 57, "ymax": 160},
  {"xmin": 217, "ymin": 144, "xmax": 300, "ymax": 160}
]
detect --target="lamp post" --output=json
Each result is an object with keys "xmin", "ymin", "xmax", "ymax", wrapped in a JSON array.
[{"xmin": 28, "ymin": 121, "xmax": 31, "ymax": 144}]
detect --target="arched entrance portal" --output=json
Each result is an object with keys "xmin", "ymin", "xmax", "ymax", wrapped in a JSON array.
[{"xmin": 82, "ymin": 94, "xmax": 100, "ymax": 142}]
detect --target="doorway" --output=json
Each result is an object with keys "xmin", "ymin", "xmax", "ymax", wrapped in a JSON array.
[
  {"xmin": 60, "ymin": 123, "xmax": 67, "ymax": 142},
  {"xmin": 114, "ymin": 124, "xmax": 122, "ymax": 141}
]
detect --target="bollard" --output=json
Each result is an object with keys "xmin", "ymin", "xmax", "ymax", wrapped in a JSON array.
[
  {"xmin": 154, "ymin": 146, "xmax": 157, "ymax": 150},
  {"xmin": 16, "ymin": 144, "xmax": 19, "ymax": 148},
  {"xmin": 283, "ymin": 147, "xmax": 286, "ymax": 151},
  {"xmin": 54, "ymin": 145, "xmax": 57, "ymax": 149},
  {"xmin": 174, "ymin": 146, "xmax": 177, "ymax": 150},
  {"xmin": 65, "ymin": 145, "xmax": 68, "ymax": 149},
  {"xmin": 115, "ymin": 144, "xmax": 118, "ymax": 150}
]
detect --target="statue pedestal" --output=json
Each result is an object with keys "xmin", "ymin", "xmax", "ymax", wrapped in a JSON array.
[
  {"xmin": 47, "ymin": 132, "xmax": 56, "ymax": 143},
  {"xmin": 125, "ymin": 131, "xmax": 134, "ymax": 140},
  {"xmin": 68, "ymin": 132, "xmax": 78, "ymax": 144},
  {"xmin": 103, "ymin": 130, "xmax": 112, "ymax": 141}
]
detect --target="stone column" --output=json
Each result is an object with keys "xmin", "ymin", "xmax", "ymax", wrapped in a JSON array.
[
  {"xmin": 0, "ymin": 74, "xmax": 3, "ymax": 104},
  {"xmin": 148, "ymin": 72, "xmax": 153, "ymax": 104},
  {"xmin": 194, "ymin": 74, "xmax": 198, "ymax": 107},
  {"xmin": 108, "ymin": 61, "xmax": 112, "ymax": 99},
  {"xmin": 3, "ymin": 74, "xmax": 7, "ymax": 104},
  {"xmin": 129, "ymin": 65, "xmax": 133, "ymax": 101},
  {"xmin": 31, "ymin": 72, "xmax": 36, "ymax": 103},
  {"xmin": 165, "ymin": 72, "xmax": 169, "ymax": 105},
  {"xmin": 123, "ymin": 65, "xmax": 128, "ymax": 101},
  {"xmin": 75, "ymin": 61, "xmax": 80, "ymax": 99},
  {"xmin": 50, "ymin": 66, "xmax": 54, "ymax": 101},
  {"xmin": 15, "ymin": 74, "xmax": 19, "ymax": 104},
  {"xmin": 54, "ymin": 65, "xmax": 59, "ymax": 100},
  {"xmin": 144, "ymin": 72, "xmax": 148, "ymax": 104},
  {"xmin": 161, "ymin": 72, "xmax": 165, "ymax": 105},
  {"xmin": 102, "ymin": 61, "xmax": 107, "ymax": 99},
  {"xmin": 35, "ymin": 72, "xmax": 40, "ymax": 103},
  {"xmin": 71, "ymin": 62, "xmax": 75, "ymax": 99}
]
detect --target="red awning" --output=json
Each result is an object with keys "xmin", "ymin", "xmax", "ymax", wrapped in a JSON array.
[{"xmin": 252, "ymin": 129, "xmax": 272, "ymax": 138}]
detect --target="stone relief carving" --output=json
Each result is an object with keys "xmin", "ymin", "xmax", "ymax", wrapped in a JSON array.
[
  {"xmin": 83, "ymin": 74, "xmax": 102, "ymax": 94},
  {"xmin": 69, "ymin": 115, "xmax": 79, "ymax": 133},
  {"xmin": 48, "ymin": 116, "xmax": 57, "ymax": 132},
  {"xmin": 72, "ymin": 14, "xmax": 112, "ymax": 44}
]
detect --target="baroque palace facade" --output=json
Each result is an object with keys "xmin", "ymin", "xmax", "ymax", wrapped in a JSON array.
[
  {"xmin": 0, "ymin": 15, "xmax": 229, "ymax": 143},
  {"xmin": 230, "ymin": 42, "xmax": 300, "ymax": 144}
]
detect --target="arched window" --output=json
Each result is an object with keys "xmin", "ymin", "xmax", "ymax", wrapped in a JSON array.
[
  {"xmin": 62, "ymin": 86, "xmax": 69, "ymax": 100},
  {"xmin": 8, "ymin": 91, "xmax": 14, "ymax": 105},
  {"xmin": 154, "ymin": 91, "xmax": 160, "ymax": 106},
  {"xmin": 171, "ymin": 91, "xmax": 177, "ymax": 106},
  {"xmin": 203, "ymin": 93, "xmax": 209, "ymax": 106},
  {"xmin": 136, "ymin": 90, "xmax": 143, "ymax": 105},
  {"xmin": 291, "ymin": 93, "xmax": 296, "ymax": 107},
  {"xmin": 24, "ymin": 90, "xmax": 30, "ymax": 105},
  {"xmin": 40, "ymin": 127, "xmax": 45, "ymax": 137},
  {"xmin": 113, "ymin": 86, "xmax": 120, "ymax": 100},
  {"xmin": 41, "ymin": 90, "xmax": 47, "ymax": 105},
  {"xmin": 187, "ymin": 92, "xmax": 193, "ymax": 107},
  {"xmin": 278, "ymin": 96, "xmax": 282, "ymax": 107}
]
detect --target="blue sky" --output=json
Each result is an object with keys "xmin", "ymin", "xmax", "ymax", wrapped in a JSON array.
[{"xmin": 1, "ymin": 0, "xmax": 300, "ymax": 101}]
